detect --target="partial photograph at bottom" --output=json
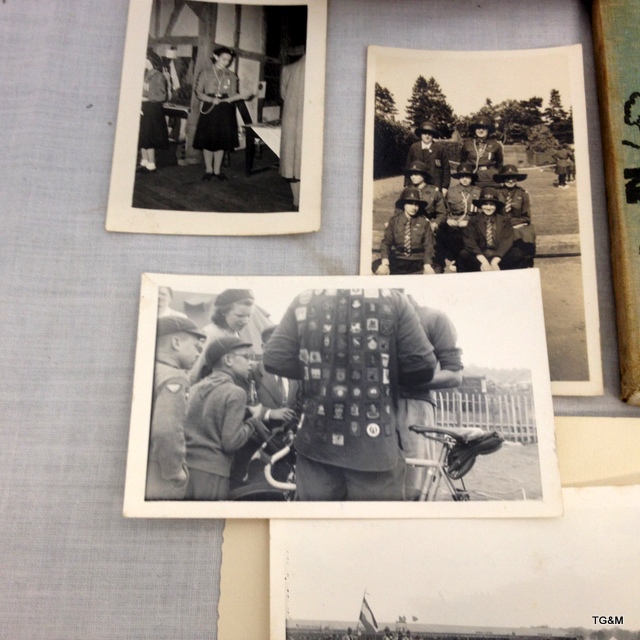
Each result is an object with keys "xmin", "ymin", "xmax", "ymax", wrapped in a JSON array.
[
  {"xmin": 123, "ymin": 271, "xmax": 560, "ymax": 519},
  {"xmin": 270, "ymin": 486, "xmax": 640, "ymax": 638}
]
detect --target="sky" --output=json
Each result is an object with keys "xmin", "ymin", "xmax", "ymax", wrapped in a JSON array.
[
  {"xmin": 372, "ymin": 45, "xmax": 576, "ymax": 122},
  {"xmin": 275, "ymin": 487, "xmax": 640, "ymax": 629}
]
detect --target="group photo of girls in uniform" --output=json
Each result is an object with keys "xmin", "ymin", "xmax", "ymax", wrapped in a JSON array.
[{"xmin": 362, "ymin": 45, "xmax": 601, "ymax": 390}]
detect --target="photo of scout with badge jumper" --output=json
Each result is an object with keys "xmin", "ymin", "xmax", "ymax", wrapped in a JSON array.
[
  {"xmin": 459, "ymin": 115, "xmax": 504, "ymax": 188},
  {"xmin": 439, "ymin": 162, "xmax": 481, "ymax": 272},
  {"xmin": 263, "ymin": 288, "xmax": 437, "ymax": 501},
  {"xmin": 399, "ymin": 164, "xmax": 448, "ymax": 233},
  {"xmin": 494, "ymin": 164, "xmax": 536, "ymax": 267},
  {"xmin": 375, "ymin": 188, "xmax": 438, "ymax": 276},
  {"xmin": 405, "ymin": 120, "xmax": 451, "ymax": 195},
  {"xmin": 184, "ymin": 336, "xmax": 268, "ymax": 501},
  {"xmin": 146, "ymin": 316, "xmax": 205, "ymax": 500},
  {"xmin": 457, "ymin": 187, "xmax": 528, "ymax": 272}
]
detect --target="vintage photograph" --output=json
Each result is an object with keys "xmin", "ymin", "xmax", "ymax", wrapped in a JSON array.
[
  {"xmin": 107, "ymin": 0, "xmax": 327, "ymax": 235},
  {"xmin": 270, "ymin": 486, "xmax": 640, "ymax": 638},
  {"xmin": 123, "ymin": 272, "xmax": 561, "ymax": 518},
  {"xmin": 360, "ymin": 44, "xmax": 601, "ymax": 396}
]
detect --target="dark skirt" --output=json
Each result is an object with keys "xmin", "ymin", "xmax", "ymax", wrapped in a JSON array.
[
  {"xmin": 138, "ymin": 101, "xmax": 169, "ymax": 150},
  {"xmin": 193, "ymin": 102, "xmax": 239, "ymax": 152}
]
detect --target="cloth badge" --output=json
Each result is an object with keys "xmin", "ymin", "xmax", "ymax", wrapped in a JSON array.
[
  {"xmin": 364, "ymin": 289, "xmax": 379, "ymax": 298},
  {"xmin": 351, "ymin": 299, "xmax": 362, "ymax": 309},
  {"xmin": 299, "ymin": 349, "xmax": 309, "ymax": 363},
  {"xmin": 332, "ymin": 433, "xmax": 345, "ymax": 446},
  {"xmin": 351, "ymin": 370, "xmax": 362, "ymax": 382},
  {"xmin": 366, "ymin": 404, "xmax": 380, "ymax": 419},
  {"xmin": 350, "ymin": 288, "xmax": 363, "ymax": 296},
  {"xmin": 435, "ymin": 159, "xmax": 441, "ymax": 167},
  {"xmin": 366, "ymin": 352, "xmax": 379, "ymax": 367},
  {"xmin": 338, "ymin": 324, "xmax": 347, "ymax": 334},
  {"xmin": 350, "ymin": 404, "xmax": 360, "ymax": 417},
  {"xmin": 325, "ymin": 289, "xmax": 337, "ymax": 297},
  {"xmin": 367, "ymin": 386, "xmax": 380, "ymax": 399},
  {"xmin": 310, "ymin": 367, "xmax": 322, "ymax": 380},
  {"xmin": 309, "ymin": 351, "xmax": 321, "ymax": 363},
  {"xmin": 303, "ymin": 366, "xmax": 309, "ymax": 380},
  {"xmin": 323, "ymin": 324, "xmax": 332, "ymax": 333},
  {"xmin": 366, "ymin": 303, "xmax": 377, "ymax": 314},
  {"xmin": 366, "ymin": 368, "xmax": 379, "ymax": 382},
  {"xmin": 299, "ymin": 291, "xmax": 312, "ymax": 305},
  {"xmin": 349, "ymin": 322, "xmax": 362, "ymax": 334},
  {"xmin": 308, "ymin": 320, "xmax": 317, "ymax": 331},
  {"xmin": 380, "ymin": 289, "xmax": 392, "ymax": 297},
  {"xmin": 366, "ymin": 336, "xmax": 378, "ymax": 350},
  {"xmin": 316, "ymin": 403, "xmax": 325, "ymax": 416},
  {"xmin": 381, "ymin": 353, "xmax": 389, "ymax": 367},
  {"xmin": 379, "ymin": 337, "xmax": 390, "ymax": 352},
  {"xmin": 366, "ymin": 318, "xmax": 379, "ymax": 332},
  {"xmin": 336, "ymin": 336, "xmax": 348, "ymax": 349},
  {"xmin": 336, "ymin": 368, "xmax": 346, "ymax": 382},
  {"xmin": 323, "ymin": 335, "xmax": 331, "ymax": 348},
  {"xmin": 350, "ymin": 353, "xmax": 362, "ymax": 365},
  {"xmin": 166, "ymin": 383, "xmax": 182, "ymax": 394},
  {"xmin": 366, "ymin": 423, "xmax": 381, "ymax": 438},
  {"xmin": 351, "ymin": 336, "xmax": 362, "ymax": 349},
  {"xmin": 333, "ymin": 403, "xmax": 345, "ymax": 420},
  {"xmin": 350, "ymin": 421, "xmax": 360, "ymax": 436},
  {"xmin": 352, "ymin": 385, "xmax": 362, "ymax": 397},
  {"xmin": 332, "ymin": 385, "xmax": 348, "ymax": 399},
  {"xmin": 380, "ymin": 320, "xmax": 393, "ymax": 336},
  {"xmin": 295, "ymin": 306, "xmax": 307, "ymax": 322},
  {"xmin": 382, "ymin": 369, "xmax": 390, "ymax": 384}
]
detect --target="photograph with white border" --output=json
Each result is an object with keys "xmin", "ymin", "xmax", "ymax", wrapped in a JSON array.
[
  {"xmin": 106, "ymin": 0, "xmax": 327, "ymax": 235},
  {"xmin": 123, "ymin": 271, "xmax": 561, "ymax": 518},
  {"xmin": 271, "ymin": 486, "xmax": 640, "ymax": 638},
  {"xmin": 360, "ymin": 44, "xmax": 601, "ymax": 396}
]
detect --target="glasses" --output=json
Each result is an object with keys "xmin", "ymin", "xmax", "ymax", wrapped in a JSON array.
[{"xmin": 231, "ymin": 351, "xmax": 254, "ymax": 362}]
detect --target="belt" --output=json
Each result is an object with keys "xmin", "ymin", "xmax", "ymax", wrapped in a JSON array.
[{"xmin": 397, "ymin": 248, "xmax": 424, "ymax": 255}]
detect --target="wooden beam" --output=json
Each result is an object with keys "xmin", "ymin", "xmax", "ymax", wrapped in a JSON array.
[
  {"xmin": 164, "ymin": 0, "xmax": 186, "ymax": 37},
  {"xmin": 149, "ymin": 35, "xmax": 198, "ymax": 46}
]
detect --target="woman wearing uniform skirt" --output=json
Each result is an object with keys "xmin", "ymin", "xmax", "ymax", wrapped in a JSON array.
[
  {"xmin": 193, "ymin": 46, "xmax": 249, "ymax": 182},
  {"xmin": 138, "ymin": 50, "xmax": 168, "ymax": 173}
]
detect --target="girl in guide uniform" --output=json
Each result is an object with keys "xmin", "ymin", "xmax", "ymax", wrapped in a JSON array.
[
  {"xmin": 375, "ymin": 187, "xmax": 437, "ymax": 275},
  {"xmin": 554, "ymin": 143, "xmax": 574, "ymax": 188},
  {"xmin": 193, "ymin": 46, "xmax": 251, "ymax": 182},
  {"xmin": 405, "ymin": 120, "xmax": 451, "ymax": 194},
  {"xmin": 494, "ymin": 164, "xmax": 536, "ymax": 267},
  {"xmin": 457, "ymin": 187, "xmax": 528, "ymax": 272},
  {"xmin": 439, "ymin": 162, "xmax": 481, "ymax": 272},
  {"xmin": 138, "ymin": 50, "xmax": 169, "ymax": 173},
  {"xmin": 400, "ymin": 161, "xmax": 448, "ymax": 230},
  {"xmin": 459, "ymin": 115, "xmax": 504, "ymax": 188}
]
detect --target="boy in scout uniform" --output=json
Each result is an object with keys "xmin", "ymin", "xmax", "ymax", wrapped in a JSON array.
[
  {"xmin": 375, "ymin": 187, "xmax": 438, "ymax": 275},
  {"xmin": 405, "ymin": 120, "xmax": 451, "ymax": 194},
  {"xmin": 263, "ymin": 288, "xmax": 437, "ymax": 501},
  {"xmin": 459, "ymin": 115, "xmax": 504, "ymax": 187},
  {"xmin": 146, "ymin": 315, "xmax": 205, "ymax": 500},
  {"xmin": 494, "ymin": 164, "xmax": 536, "ymax": 267},
  {"xmin": 439, "ymin": 162, "xmax": 482, "ymax": 272}
]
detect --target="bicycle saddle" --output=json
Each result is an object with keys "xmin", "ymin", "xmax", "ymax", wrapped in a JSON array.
[{"xmin": 408, "ymin": 424, "xmax": 486, "ymax": 444}]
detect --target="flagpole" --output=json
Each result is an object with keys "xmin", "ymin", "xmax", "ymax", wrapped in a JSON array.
[{"xmin": 354, "ymin": 588, "xmax": 367, "ymax": 634}]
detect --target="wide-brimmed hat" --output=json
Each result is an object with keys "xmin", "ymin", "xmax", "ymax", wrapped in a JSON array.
[
  {"xmin": 403, "ymin": 161, "xmax": 432, "ymax": 180},
  {"xmin": 469, "ymin": 115, "xmax": 495, "ymax": 134},
  {"xmin": 395, "ymin": 187, "xmax": 427, "ymax": 210},
  {"xmin": 157, "ymin": 315, "xmax": 206, "ymax": 340},
  {"xmin": 472, "ymin": 187, "xmax": 505, "ymax": 209},
  {"xmin": 494, "ymin": 164, "xmax": 527, "ymax": 183},
  {"xmin": 215, "ymin": 289, "xmax": 255, "ymax": 307},
  {"xmin": 415, "ymin": 120, "xmax": 439, "ymax": 137},
  {"xmin": 146, "ymin": 49, "xmax": 163, "ymax": 71},
  {"xmin": 205, "ymin": 336, "xmax": 253, "ymax": 367},
  {"xmin": 451, "ymin": 162, "xmax": 477, "ymax": 181}
]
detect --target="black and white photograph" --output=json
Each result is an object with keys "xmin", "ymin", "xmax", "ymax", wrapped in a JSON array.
[
  {"xmin": 123, "ymin": 272, "xmax": 561, "ymax": 518},
  {"xmin": 360, "ymin": 44, "xmax": 601, "ymax": 396},
  {"xmin": 270, "ymin": 486, "xmax": 640, "ymax": 639},
  {"xmin": 106, "ymin": 0, "xmax": 327, "ymax": 235}
]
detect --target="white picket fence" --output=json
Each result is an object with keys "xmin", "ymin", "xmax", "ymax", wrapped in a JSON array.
[{"xmin": 434, "ymin": 390, "xmax": 537, "ymax": 443}]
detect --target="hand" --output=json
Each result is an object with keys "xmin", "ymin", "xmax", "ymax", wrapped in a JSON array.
[
  {"xmin": 171, "ymin": 466, "xmax": 188, "ymax": 486},
  {"xmin": 248, "ymin": 403, "xmax": 263, "ymax": 419},
  {"xmin": 423, "ymin": 264, "xmax": 436, "ymax": 275},
  {"xmin": 446, "ymin": 218, "xmax": 457, "ymax": 227},
  {"xmin": 480, "ymin": 261, "xmax": 492, "ymax": 272},
  {"xmin": 458, "ymin": 219, "xmax": 468, "ymax": 228},
  {"xmin": 430, "ymin": 221, "xmax": 438, "ymax": 232},
  {"xmin": 269, "ymin": 407, "xmax": 297, "ymax": 422},
  {"xmin": 376, "ymin": 263, "xmax": 390, "ymax": 275},
  {"xmin": 441, "ymin": 188, "xmax": 448, "ymax": 197},
  {"xmin": 445, "ymin": 259, "xmax": 457, "ymax": 273},
  {"xmin": 491, "ymin": 258, "xmax": 502, "ymax": 271}
]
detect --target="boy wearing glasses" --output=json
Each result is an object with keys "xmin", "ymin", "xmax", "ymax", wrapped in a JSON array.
[{"xmin": 184, "ymin": 336, "xmax": 268, "ymax": 500}]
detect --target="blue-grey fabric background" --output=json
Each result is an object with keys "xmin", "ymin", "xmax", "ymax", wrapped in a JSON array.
[{"xmin": 1, "ymin": 0, "xmax": 637, "ymax": 637}]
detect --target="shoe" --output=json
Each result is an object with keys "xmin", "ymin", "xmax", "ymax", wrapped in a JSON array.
[
  {"xmin": 202, "ymin": 172, "xmax": 213, "ymax": 181},
  {"xmin": 214, "ymin": 172, "xmax": 228, "ymax": 182}
]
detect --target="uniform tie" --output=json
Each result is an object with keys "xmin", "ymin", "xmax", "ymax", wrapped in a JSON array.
[
  {"xmin": 486, "ymin": 216, "xmax": 496, "ymax": 248},
  {"xmin": 404, "ymin": 218, "xmax": 412, "ymax": 254},
  {"xmin": 505, "ymin": 191, "xmax": 513, "ymax": 213}
]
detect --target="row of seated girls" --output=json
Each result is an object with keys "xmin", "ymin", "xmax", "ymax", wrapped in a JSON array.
[{"xmin": 374, "ymin": 116, "xmax": 536, "ymax": 275}]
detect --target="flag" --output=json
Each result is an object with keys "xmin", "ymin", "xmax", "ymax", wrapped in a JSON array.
[
  {"xmin": 412, "ymin": 616, "xmax": 418, "ymax": 622},
  {"xmin": 359, "ymin": 596, "xmax": 378, "ymax": 633}
]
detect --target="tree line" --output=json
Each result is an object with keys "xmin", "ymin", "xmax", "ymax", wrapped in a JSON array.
[{"xmin": 375, "ymin": 75, "xmax": 573, "ymax": 148}]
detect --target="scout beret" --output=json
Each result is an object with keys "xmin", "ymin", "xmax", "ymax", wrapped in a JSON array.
[
  {"xmin": 205, "ymin": 336, "xmax": 253, "ymax": 366},
  {"xmin": 157, "ymin": 315, "xmax": 206, "ymax": 339},
  {"xmin": 472, "ymin": 187, "xmax": 505, "ymax": 209},
  {"xmin": 215, "ymin": 289, "xmax": 255, "ymax": 307},
  {"xmin": 494, "ymin": 164, "xmax": 528, "ymax": 182}
]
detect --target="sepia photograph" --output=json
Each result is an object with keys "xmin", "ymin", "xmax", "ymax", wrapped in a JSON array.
[
  {"xmin": 123, "ymin": 271, "xmax": 561, "ymax": 518},
  {"xmin": 106, "ymin": 0, "xmax": 327, "ymax": 235},
  {"xmin": 270, "ymin": 486, "xmax": 640, "ymax": 639},
  {"xmin": 360, "ymin": 44, "xmax": 601, "ymax": 396}
]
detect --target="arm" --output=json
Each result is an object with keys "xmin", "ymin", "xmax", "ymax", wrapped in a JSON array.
[
  {"xmin": 422, "ymin": 222, "xmax": 436, "ymax": 272},
  {"xmin": 377, "ymin": 217, "xmax": 396, "ymax": 273},
  {"xmin": 494, "ymin": 217, "xmax": 515, "ymax": 259},
  {"xmin": 512, "ymin": 190, "xmax": 531, "ymax": 226},
  {"xmin": 494, "ymin": 141, "xmax": 504, "ymax": 168},
  {"xmin": 194, "ymin": 69, "xmax": 214, "ymax": 103},
  {"xmin": 431, "ymin": 190, "xmax": 448, "ymax": 226},
  {"xmin": 151, "ymin": 377, "xmax": 188, "ymax": 481},
  {"xmin": 440, "ymin": 145, "xmax": 451, "ymax": 191},
  {"xmin": 263, "ymin": 300, "xmax": 305, "ymax": 380},
  {"xmin": 219, "ymin": 388, "xmax": 257, "ymax": 453},
  {"xmin": 393, "ymin": 293, "xmax": 437, "ymax": 386}
]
